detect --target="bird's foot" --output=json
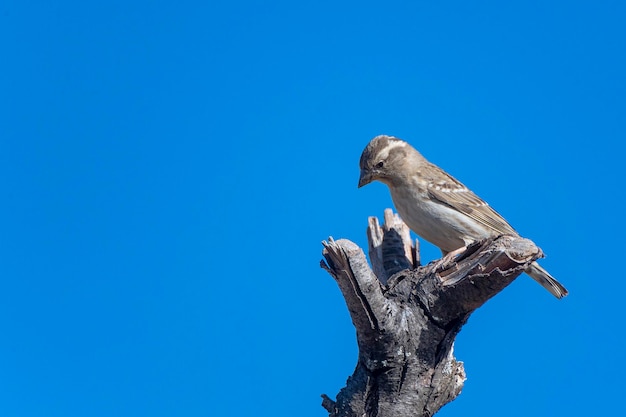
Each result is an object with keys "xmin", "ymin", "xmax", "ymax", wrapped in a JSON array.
[{"xmin": 441, "ymin": 246, "xmax": 468, "ymax": 263}]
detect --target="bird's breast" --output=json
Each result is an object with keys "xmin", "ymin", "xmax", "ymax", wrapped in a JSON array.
[{"xmin": 389, "ymin": 184, "xmax": 492, "ymax": 253}]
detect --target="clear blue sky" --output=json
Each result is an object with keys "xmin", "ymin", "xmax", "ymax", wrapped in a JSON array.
[{"xmin": 1, "ymin": 1, "xmax": 624, "ymax": 416}]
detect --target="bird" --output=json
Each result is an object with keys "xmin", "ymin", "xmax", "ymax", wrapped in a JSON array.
[{"xmin": 358, "ymin": 134, "xmax": 568, "ymax": 299}]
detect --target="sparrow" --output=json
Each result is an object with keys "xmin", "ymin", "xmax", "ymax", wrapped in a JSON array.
[{"xmin": 358, "ymin": 135, "xmax": 568, "ymax": 299}]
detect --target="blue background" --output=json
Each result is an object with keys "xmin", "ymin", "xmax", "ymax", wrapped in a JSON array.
[{"xmin": 1, "ymin": 1, "xmax": 624, "ymax": 416}]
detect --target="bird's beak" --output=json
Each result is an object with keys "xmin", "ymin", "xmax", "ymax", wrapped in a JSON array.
[{"xmin": 358, "ymin": 170, "xmax": 373, "ymax": 188}]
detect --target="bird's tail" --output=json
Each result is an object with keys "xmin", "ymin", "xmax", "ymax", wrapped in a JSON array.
[{"xmin": 526, "ymin": 262, "xmax": 568, "ymax": 299}]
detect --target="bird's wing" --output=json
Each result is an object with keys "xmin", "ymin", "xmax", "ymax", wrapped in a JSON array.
[{"xmin": 424, "ymin": 163, "xmax": 518, "ymax": 236}]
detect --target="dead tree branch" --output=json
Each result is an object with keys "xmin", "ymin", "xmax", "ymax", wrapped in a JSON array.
[{"xmin": 320, "ymin": 209, "xmax": 543, "ymax": 417}]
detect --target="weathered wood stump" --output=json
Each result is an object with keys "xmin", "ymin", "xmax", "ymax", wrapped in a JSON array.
[{"xmin": 320, "ymin": 209, "xmax": 543, "ymax": 417}]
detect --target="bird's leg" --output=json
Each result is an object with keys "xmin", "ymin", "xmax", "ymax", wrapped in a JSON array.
[{"xmin": 440, "ymin": 246, "xmax": 468, "ymax": 263}]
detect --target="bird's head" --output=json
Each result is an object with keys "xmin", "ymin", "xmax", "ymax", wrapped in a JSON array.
[{"xmin": 358, "ymin": 135, "xmax": 418, "ymax": 188}]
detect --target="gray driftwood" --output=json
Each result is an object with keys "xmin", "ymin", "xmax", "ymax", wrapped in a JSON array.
[{"xmin": 320, "ymin": 209, "xmax": 543, "ymax": 417}]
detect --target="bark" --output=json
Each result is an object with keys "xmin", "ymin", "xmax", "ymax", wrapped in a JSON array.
[{"xmin": 320, "ymin": 209, "xmax": 543, "ymax": 417}]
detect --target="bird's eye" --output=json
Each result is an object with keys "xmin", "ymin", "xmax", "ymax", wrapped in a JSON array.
[{"xmin": 375, "ymin": 161, "xmax": 384, "ymax": 168}]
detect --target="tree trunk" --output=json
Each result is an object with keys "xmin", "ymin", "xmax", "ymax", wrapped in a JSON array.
[{"xmin": 320, "ymin": 209, "xmax": 543, "ymax": 417}]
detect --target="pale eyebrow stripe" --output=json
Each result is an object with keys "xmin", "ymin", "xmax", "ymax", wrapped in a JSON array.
[{"xmin": 378, "ymin": 140, "xmax": 406, "ymax": 160}]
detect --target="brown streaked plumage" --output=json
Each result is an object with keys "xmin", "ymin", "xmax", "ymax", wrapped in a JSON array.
[{"xmin": 358, "ymin": 134, "xmax": 568, "ymax": 299}]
